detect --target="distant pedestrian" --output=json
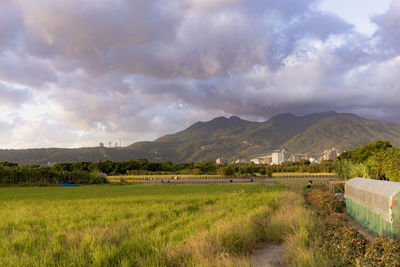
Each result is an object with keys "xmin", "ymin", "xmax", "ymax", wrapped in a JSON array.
[
  {"xmin": 307, "ymin": 180, "xmax": 312, "ymax": 189},
  {"xmin": 161, "ymin": 179, "xmax": 164, "ymax": 183},
  {"xmin": 251, "ymin": 176, "xmax": 254, "ymax": 182},
  {"xmin": 230, "ymin": 179, "xmax": 233, "ymax": 183}
]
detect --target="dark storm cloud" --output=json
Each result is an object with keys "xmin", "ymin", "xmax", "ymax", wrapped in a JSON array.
[
  {"xmin": 9, "ymin": 0, "xmax": 352, "ymax": 80},
  {"xmin": 0, "ymin": 0, "xmax": 400, "ymax": 147}
]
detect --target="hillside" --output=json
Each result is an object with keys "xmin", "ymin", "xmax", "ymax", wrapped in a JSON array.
[
  {"xmin": 1, "ymin": 111, "xmax": 400, "ymax": 164},
  {"xmin": 281, "ymin": 114, "xmax": 400, "ymax": 153}
]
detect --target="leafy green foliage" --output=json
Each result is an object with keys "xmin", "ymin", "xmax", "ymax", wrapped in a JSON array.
[
  {"xmin": 339, "ymin": 140, "xmax": 393, "ymax": 163},
  {"xmin": 305, "ymin": 186, "xmax": 344, "ymax": 216},
  {"xmin": 335, "ymin": 160, "xmax": 369, "ymax": 179},
  {"xmin": 0, "ymin": 158, "xmax": 336, "ymax": 185},
  {"xmin": 335, "ymin": 140, "xmax": 400, "ymax": 181},
  {"xmin": 0, "ymin": 164, "xmax": 108, "ymax": 185},
  {"xmin": 335, "ymin": 141, "xmax": 400, "ymax": 182}
]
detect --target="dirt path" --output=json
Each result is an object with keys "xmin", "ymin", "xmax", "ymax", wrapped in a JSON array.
[{"xmin": 251, "ymin": 244, "xmax": 285, "ymax": 267}]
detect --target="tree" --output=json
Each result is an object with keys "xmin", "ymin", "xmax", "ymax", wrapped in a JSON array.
[
  {"xmin": 339, "ymin": 140, "xmax": 392, "ymax": 163},
  {"xmin": 218, "ymin": 166, "xmax": 235, "ymax": 177}
]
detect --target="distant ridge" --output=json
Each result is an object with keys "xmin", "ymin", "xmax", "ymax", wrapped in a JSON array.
[{"xmin": 1, "ymin": 111, "xmax": 400, "ymax": 164}]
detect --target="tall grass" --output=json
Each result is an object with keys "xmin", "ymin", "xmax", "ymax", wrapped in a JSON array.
[
  {"xmin": 0, "ymin": 183, "xmax": 283, "ymax": 266},
  {"xmin": 262, "ymin": 181, "xmax": 328, "ymax": 266}
]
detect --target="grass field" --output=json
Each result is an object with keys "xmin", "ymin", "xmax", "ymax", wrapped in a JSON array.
[{"xmin": 0, "ymin": 183, "xmax": 283, "ymax": 266}]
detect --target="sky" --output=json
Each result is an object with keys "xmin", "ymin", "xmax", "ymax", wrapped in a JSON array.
[{"xmin": 0, "ymin": 0, "xmax": 399, "ymax": 148}]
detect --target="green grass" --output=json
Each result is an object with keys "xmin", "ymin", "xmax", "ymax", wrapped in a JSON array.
[{"xmin": 0, "ymin": 183, "xmax": 283, "ymax": 266}]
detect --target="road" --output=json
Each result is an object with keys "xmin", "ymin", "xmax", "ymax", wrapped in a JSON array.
[{"xmin": 134, "ymin": 177, "xmax": 333, "ymax": 183}]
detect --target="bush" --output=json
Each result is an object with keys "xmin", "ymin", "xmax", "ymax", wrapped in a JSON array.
[
  {"xmin": 359, "ymin": 236, "xmax": 400, "ymax": 266},
  {"xmin": 0, "ymin": 165, "xmax": 108, "ymax": 185},
  {"xmin": 320, "ymin": 224, "xmax": 367, "ymax": 264},
  {"xmin": 335, "ymin": 160, "xmax": 354, "ymax": 179},
  {"xmin": 305, "ymin": 186, "xmax": 344, "ymax": 216}
]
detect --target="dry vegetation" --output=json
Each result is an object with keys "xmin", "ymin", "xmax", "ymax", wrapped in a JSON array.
[
  {"xmin": 0, "ymin": 183, "xmax": 285, "ymax": 266},
  {"xmin": 2, "ymin": 179, "xmax": 399, "ymax": 266}
]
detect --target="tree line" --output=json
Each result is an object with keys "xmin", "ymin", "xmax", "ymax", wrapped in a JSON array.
[
  {"xmin": 0, "ymin": 158, "xmax": 336, "ymax": 185},
  {"xmin": 53, "ymin": 158, "xmax": 335, "ymax": 176},
  {"xmin": 335, "ymin": 140, "xmax": 400, "ymax": 182},
  {"xmin": 0, "ymin": 162, "xmax": 107, "ymax": 185}
]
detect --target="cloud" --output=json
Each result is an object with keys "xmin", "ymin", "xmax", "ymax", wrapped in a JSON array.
[
  {"xmin": 372, "ymin": 1, "xmax": 400, "ymax": 55},
  {"xmin": 0, "ymin": 0, "xmax": 399, "ymax": 148},
  {"xmin": 8, "ymin": 0, "xmax": 352, "ymax": 79},
  {"xmin": 0, "ymin": 52, "xmax": 57, "ymax": 87},
  {"xmin": 0, "ymin": 0, "xmax": 22, "ymax": 51},
  {"xmin": 0, "ymin": 82, "xmax": 32, "ymax": 107}
]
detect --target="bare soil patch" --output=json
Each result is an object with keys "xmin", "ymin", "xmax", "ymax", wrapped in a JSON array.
[{"xmin": 252, "ymin": 243, "xmax": 285, "ymax": 267}]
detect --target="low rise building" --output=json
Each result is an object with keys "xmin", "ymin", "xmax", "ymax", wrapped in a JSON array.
[
  {"xmin": 250, "ymin": 156, "xmax": 269, "ymax": 164},
  {"xmin": 216, "ymin": 158, "xmax": 227, "ymax": 164},
  {"xmin": 323, "ymin": 147, "xmax": 340, "ymax": 161}
]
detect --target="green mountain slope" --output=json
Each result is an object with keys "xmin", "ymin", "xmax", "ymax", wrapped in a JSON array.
[
  {"xmin": 281, "ymin": 113, "xmax": 400, "ymax": 153},
  {"xmin": 1, "ymin": 111, "xmax": 400, "ymax": 164}
]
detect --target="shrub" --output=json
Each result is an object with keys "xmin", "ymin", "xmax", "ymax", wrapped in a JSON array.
[
  {"xmin": 305, "ymin": 186, "xmax": 344, "ymax": 216},
  {"xmin": 359, "ymin": 236, "xmax": 400, "ymax": 266},
  {"xmin": 320, "ymin": 224, "xmax": 367, "ymax": 264},
  {"xmin": 335, "ymin": 160, "xmax": 354, "ymax": 179}
]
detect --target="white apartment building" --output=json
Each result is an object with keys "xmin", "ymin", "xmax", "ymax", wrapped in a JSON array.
[{"xmin": 271, "ymin": 149, "xmax": 288, "ymax": 165}]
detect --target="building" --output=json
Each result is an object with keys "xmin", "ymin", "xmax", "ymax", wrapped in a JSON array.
[
  {"xmin": 99, "ymin": 142, "xmax": 104, "ymax": 148},
  {"xmin": 271, "ymin": 149, "xmax": 287, "ymax": 165},
  {"xmin": 216, "ymin": 158, "xmax": 227, "ymax": 164},
  {"xmin": 309, "ymin": 157, "xmax": 318, "ymax": 163},
  {"xmin": 114, "ymin": 140, "xmax": 121, "ymax": 148},
  {"xmin": 250, "ymin": 158, "xmax": 261, "ymax": 164},
  {"xmin": 288, "ymin": 154, "xmax": 300, "ymax": 162},
  {"xmin": 265, "ymin": 156, "xmax": 272, "ymax": 165},
  {"xmin": 108, "ymin": 141, "xmax": 112, "ymax": 148},
  {"xmin": 271, "ymin": 150, "xmax": 281, "ymax": 165},
  {"xmin": 281, "ymin": 149, "xmax": 288, "ymax": 162},
  {"xmin": 250, "ymin": 156, "xmax": 269, "ymax": 164},
  {"xmin": 323, "ymin": 147, "xmax": 340, "ymax": 161}
]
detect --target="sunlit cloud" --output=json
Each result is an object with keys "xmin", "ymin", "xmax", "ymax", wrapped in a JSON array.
[{"xmin": 0, "ymin": 0, "xmax": 397, "ymax": 148}]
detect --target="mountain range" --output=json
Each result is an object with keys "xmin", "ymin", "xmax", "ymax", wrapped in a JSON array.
[{"xmin": 2, "ymin": 111, "xmax": 400, "ymax": 164}]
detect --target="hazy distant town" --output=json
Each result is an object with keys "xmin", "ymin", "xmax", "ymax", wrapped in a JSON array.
[{"xmin": 216, "ymin": 147, "xmax": 340, "ymax": 165}]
